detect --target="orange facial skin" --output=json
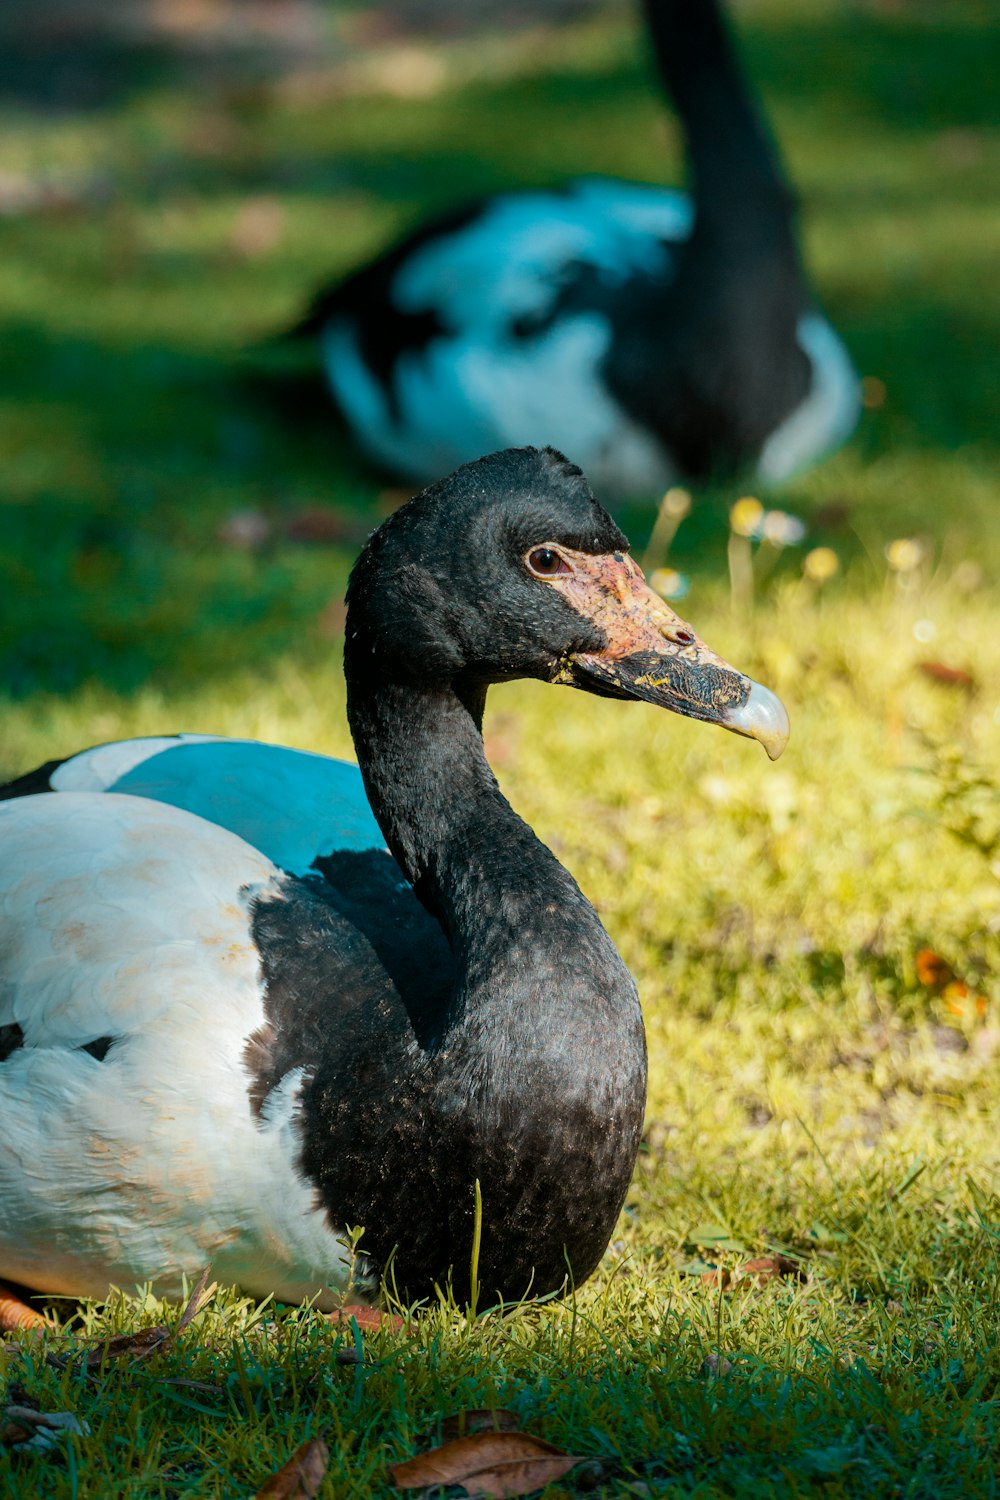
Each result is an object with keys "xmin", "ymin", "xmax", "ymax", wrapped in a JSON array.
[{"xmin": 525, "ymin": 544, "xmax": 789, "ymax": 758}]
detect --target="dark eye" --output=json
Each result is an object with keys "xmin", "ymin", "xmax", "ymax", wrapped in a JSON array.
[{"xmin": 526, "ymin": 546, "xmax": 571, "ymax": 578}]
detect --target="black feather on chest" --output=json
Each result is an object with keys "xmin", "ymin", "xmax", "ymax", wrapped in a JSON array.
[{"xmin": 246, "ymin": 855, "xmax": 646, "ymax": 1305}]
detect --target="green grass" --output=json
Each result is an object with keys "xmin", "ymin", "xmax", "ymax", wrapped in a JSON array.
[{"xmin": 2, "ymin": 0, "xmax": 1000, "ymax": 1493}]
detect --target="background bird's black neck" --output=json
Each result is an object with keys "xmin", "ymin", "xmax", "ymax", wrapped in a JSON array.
[{"xmin": 644, "ymin": 0, "xmax": 792, "ymax": 222}]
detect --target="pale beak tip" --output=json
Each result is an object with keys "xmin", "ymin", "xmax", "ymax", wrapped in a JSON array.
[{"xmin": 726, "ymin": 681, "xmax": 790, "ymax": 760}]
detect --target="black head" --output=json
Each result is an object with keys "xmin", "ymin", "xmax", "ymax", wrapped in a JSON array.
[
  {"xmin": 345, "ymin": 446, "xmax": 788, "ymax": 757},
  {"xmin": 346, "ymin": 447, "xmax": 627, "ymax": 687}
]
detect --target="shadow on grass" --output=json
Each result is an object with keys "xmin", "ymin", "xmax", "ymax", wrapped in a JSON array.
[{"xmin": 0, "ymin": 318, "xmax": 382, "ymax": 697}]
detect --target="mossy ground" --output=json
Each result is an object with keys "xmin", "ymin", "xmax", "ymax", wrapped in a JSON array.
[{"xmin": 1, "ymin": 1, "xmax": 999, "ymax": 1494}]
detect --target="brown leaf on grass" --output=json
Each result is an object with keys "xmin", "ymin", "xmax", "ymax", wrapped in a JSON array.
[
  {"xmin": 916, "ymin": 948, "xmax": 957, "ymax": 990},
  {"xmin": 175, "ymin": 1267, "xmax": 217, "ymax": 1335},
  {"xmin": 79, "ymin": 1267, "xmax": 215, "ymax": 1369},
  {"xmin": 438, "ymin": 1410, "xmax": 521, "ymax": 1444},
  {"xmin": 255, "ymin": 1438, "xmax": 329, "ymax": 1498},
  {"xmin": 79, "ymin": 1326, "xmax": 172, "ymax": 1369},
  {"xmin": 389, "ymin": 1431, "xmax": 585, "ymax": 1497},
  {"xmin": 700, "ymin": 1353, "xmax": 733, "ymax": 1378},
  {"xmin": 325, "ymin": 1304, "xmax": 405, "ymax": 1335},
  {"xmin": 740, "ymin": 1254, "xmax": 805, "ymax": 1285},
  {"xmin": 917, "ymin": 660, "xmax": 975, "ymax": 689},
  {"xmin": 701, "ymin": 1254, "xmax": 803, "ymax": 1293}
]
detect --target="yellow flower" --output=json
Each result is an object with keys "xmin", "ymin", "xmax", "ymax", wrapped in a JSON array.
[
  {"xmin": 730, "ymin": 496, "xmax": 763, "ymax": 537},
  {"xmin": 803, "ymin": 546, "xmax": 839, "ymax": 583},
  {"xmin": 762, "ymin": 510, "xmax": 807, "ymax": 546},
  {"xmin": 649, "ymin": 567, "xmax": 690, "ymax": 600},
  {"xmin": 662, "ymin": 486, "xmax": 692, "ymax": 520},
  {"xmin": 885, "ymin": 537, "xmax": 923, "ymax": 573}
]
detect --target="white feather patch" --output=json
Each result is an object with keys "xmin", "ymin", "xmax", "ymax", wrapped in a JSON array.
[
  {"xmin": 324, "ymin": 180, "xmax": 687, "ymax": 497},
  {"xmin": 48, "ymin": 737, "xmax": 385, "ymax": 876},
  {"xmin": 757, "ymin": 313, "xmax": 861, "ymax": 482},
  {"xmin": 0, "ymin": 793, "xmax": 368, "ymax": 1306},
  {"xmin": 49, "ymin": 734, "xmax": 219, "ymax": 793}
]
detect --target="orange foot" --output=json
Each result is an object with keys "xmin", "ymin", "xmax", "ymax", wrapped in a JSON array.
[{"xmin": 0, "ymin": 1282, "xmax": 48, "ymax": 1332}]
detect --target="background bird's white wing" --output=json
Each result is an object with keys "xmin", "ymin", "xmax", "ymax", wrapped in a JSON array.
[
  {"xmin": 326, "ymin": 181, "xmax": 692, "ymax": 491},
  {"xmin": 393, "ymin": 180, "xmax": 690, "ymax": 331}
]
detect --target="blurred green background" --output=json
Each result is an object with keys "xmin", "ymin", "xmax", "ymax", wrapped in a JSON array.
[{"xmin": 0, "ymin": 0, "xmax": 996, "ymax": 708}]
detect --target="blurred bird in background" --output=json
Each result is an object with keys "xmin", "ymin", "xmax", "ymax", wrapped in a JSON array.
[{"xmin": 288, "ymin": 0, "xmax": 859, "ymax": 501}]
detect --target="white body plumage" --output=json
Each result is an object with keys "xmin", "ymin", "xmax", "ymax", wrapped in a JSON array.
[{"xmin": 0, "ymin": 740, "xmax": 386, "ymax": 1305}]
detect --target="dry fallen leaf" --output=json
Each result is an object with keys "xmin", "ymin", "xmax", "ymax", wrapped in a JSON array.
[
  {"xmin": 700, "ymin": 1353, "xmax": 733, "ymax": 1378},
  {"xmin": 175, "ymin": 1268, "xmax": 217, "ymax": 1335},
  {"xmin": 79, "ymin": 1326, "xmax": 172, "ymax": 1369},
  {"xmin": 255, "ymin": 1438, "xmax": 329, "ymax": 1499},
  {"xmin": 701, "ymin": 1253, "xmax": 803, "ymax": 1292},
  {"xmin": 325, "ymin": 1304, "xmax": 405, "ymax": 1335},
  {"xmin": 740, "ymin": 1254, "xmax": 805, "ymax": 1285},
  {"xmin": 78, "ymin": 1267, "xmax": 215, "ymax": 1370},
  {"xmin": 389, "ymin": 1430, "xmax": 585, "ymax": 1498},
  {"xmin": 917, "ymin": 660, "xmax": 975, "ymax": 689}
]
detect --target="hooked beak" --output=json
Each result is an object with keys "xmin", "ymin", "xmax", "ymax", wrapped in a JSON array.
[{"xmin": 547, "ymin": 550, "xmax": 789, "ymax": 760}]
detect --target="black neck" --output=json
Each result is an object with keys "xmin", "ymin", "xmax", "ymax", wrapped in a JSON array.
[
  {"xmin": 643, "ymin": 0, "xmax": 792, "ymax": 220},
  {"xmin": 346, "ymin": 673, "xmax": 615, "ymax": 1017},
  {"xmin": 321, "ymin": 623, "xmax": 648, "ymax": 1301}
]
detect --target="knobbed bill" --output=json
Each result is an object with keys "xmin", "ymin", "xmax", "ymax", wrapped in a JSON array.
[{"xmin": 543, "ymin": 548, "xmax": 790, "ymax": 760}]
